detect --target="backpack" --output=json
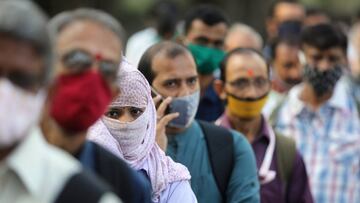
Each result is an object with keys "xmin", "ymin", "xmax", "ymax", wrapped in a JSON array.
[{"xmin": 198, "ymin": 120, "xmax": 234, "ymax": 203}]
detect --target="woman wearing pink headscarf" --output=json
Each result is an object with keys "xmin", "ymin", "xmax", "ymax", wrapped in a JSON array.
[{"xmin": 88, "ymin": 59, "xmax": 197, "ymax": 203}]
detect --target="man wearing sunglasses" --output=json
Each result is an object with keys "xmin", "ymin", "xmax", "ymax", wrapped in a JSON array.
[
  {"xmin": 41, "ymin": 8, "xmax": 152, "ymax": 203},
  {"xmin": 214, "ymin": 48, "xmax": 313, "ymax": 203}
]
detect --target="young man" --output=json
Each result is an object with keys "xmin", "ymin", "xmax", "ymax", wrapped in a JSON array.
[
  {"xmin": 214, "ymin": 48, "xmax": 313, "ymax": 203},
  {"xmin": 0, "ymin": 1, "xmax": 121, "ymax": 202},
  {"xmin": 272, "ymin": 24, "xmax": 360, "ymax": 203},
  {"xmin": 183, "ymin": 5, "xmax": 229, "ymax": 121},
  {"xmin": 139, "ymin": 41, "xmax": 260, "ymax": 203},
  {"xmin": 42, "ymin": 8, "xmax": 152, "ymax": 203}
]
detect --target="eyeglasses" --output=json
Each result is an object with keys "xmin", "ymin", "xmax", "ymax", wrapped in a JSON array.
[
  {"xmin": 227, "ymin": 77, "xmax": 270, "ymax": 90},
  {"xmin": 61, "ymin": 49, "xmax": 119, "ymax": 81}
]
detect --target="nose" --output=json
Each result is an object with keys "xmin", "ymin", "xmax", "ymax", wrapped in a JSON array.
[
  {"xmin": 317, "ymin": 59, "xmax": 332, "ymax": 72},
  {"xmin": 118, "ymin": 110, "xmax": 134, "ymax": 122},
  {"xmin": 177, "ymin": 82, "xmax": 192, "ymax": 97},
  {"xmin": 244, "ymin": 85, "xmax": 258, "ymax": 99}
]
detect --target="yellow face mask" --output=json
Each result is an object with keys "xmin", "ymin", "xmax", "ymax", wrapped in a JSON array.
[{"xmin": 227, "ymin": 93, "xmax": 268, "ymax": 119}]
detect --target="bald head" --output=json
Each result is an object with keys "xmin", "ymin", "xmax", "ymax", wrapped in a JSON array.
[{"xmin": 224, "ymin": 23, "xmax": 263, "ymax": 52}]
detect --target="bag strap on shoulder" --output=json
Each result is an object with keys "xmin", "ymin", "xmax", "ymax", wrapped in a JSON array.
[{"xmin": 198, "ymin": 120, "xmax": 234, "ymax": 202}]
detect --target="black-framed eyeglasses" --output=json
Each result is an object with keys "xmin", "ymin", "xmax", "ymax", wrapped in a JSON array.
[
  {"xmin": 227, "ymin": 77, "xmax": 270, "ymax": 90},
  {"xmin": 61, "ymin": 49, "xmax": 119, "ymax": 81}
]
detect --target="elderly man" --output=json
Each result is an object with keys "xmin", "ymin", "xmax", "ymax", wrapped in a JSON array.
[
  {"xmin": 272, "ymin": 24, "xmax": 360, "ymax": 203},
  {"xmin": 224, "ymin": 23, "xmax": 263, "ymax": 52},
  {"xmin": 42, "ymin": 8, "xmax": 152, "ymax": 203},
  {"xmin": 0, "ymin": 1, "xmax": 121, "ymax": 203}
]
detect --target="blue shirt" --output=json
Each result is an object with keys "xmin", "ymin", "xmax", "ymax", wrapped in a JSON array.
[
  {"xmin": 167, "ymin": 120, "xmax": 260, "ymax": 203},
  {"xmin": 196, "ymin": 83, "xmax": 224, "ymax": 122}
]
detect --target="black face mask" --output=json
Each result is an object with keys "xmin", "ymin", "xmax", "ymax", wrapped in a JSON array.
[{"xmin": 303, "ymin": 64, "xmax": 342, "ymax": 97}]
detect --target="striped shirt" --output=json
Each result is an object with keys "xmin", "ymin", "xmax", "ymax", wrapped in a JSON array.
[{"xmin": 272, "ymin": 78, "xmax": 360, "ymax": 203}]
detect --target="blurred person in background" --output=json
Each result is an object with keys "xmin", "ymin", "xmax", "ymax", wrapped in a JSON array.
[
  {"xmin": 346, "ymin": 22, "xmax": 360, "ymax": 102},
  {"xmin": 214, "ymin": 48, "xmax": 313, "ymax": 203},
  {"xmin": 42, "ymin": 8, "xmax": 152, "ymax": 203},
  {"xmin": 0, "ymin": 1, "xmax": 121, "ymax": 203},
  {"xmin": 304, "ymin": 7, "xmax": 331, "ymax": 27},
  {"xmin": 182, "ymin": 4, "xmax": 228, "ymax": 122},
  {"xmin": 224, "ymin": 23, "xmax": 263, "ymax": 52},
  {"xmin": 263, "ymin": 36, "xmax": 303, "ymax": 118},
  {"xmin": 88, "ymin": 64, "xmax": 197, "ymax": 203},
  {"xmin": 126, "ymin": 0, "xmax": 178, "ymax": 67},
  {"xmin": 271, "ymin": 24, "xmax": 360, "ymax": 203},
  {"xmin": 139, "ymin": 41, "xmax": 260, "ymax": 203}
]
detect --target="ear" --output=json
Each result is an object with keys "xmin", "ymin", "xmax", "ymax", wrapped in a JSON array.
[
  {"xmin": 213, "ymin": 79, "xmax": 227, "ymax": 100},
  {"xmin": 266, "ymin": 18, "xmax": 277, "ymax": 39}
]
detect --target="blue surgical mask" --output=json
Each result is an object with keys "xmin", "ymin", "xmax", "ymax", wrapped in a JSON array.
[{"xmin": 167, "ymin": 90, "xmax": 200, "ymax": 129}]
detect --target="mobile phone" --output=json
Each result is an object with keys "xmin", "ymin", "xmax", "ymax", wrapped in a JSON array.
[{"xmin": 151, "ymin": 87, "xmax": 171, "ymax": 114}]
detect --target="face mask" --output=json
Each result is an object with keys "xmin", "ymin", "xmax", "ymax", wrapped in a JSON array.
[
  {"xmin": 167, "ymin": 90, "xmax": 200, "ymax": 129},
  {"xmin": 0, "ymin": 78, "xmax": 45, "ymax": 149},
  {"xmin": 303, "ymin": 64, "xmax": 342, "ymax": 97},
  {"xmin": 227, "ymin": 93, "xmax": 268, "ymax": 119},
  {"xmin": 188, "ymin": 44, "xmax": 225, "ymax": 74},
  {"xmin": 102, "ymin": 108, "xmax": 151, "ymax": 161},
  {"xmin": 50, "ymin": 71, "xmax": 112, "ymax": 133}
]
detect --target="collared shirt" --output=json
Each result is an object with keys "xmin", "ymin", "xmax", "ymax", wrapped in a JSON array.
[
  {"xmin": 263, "ymin": 90, "xmax": 285, "ymax": 119},
  {"xmin": 273, "ymin": 78, "xmax": 360, "ymax": 203},
  {"xmin": 0, "ymin": 127, "xmax": 121, "ymax": 203},
  {"xmin": 195, "ymin": 83, "xmax": 224, "ymax": 122},
  {"xmin": 167, "ymin": 120, "xmax": 260, "ymax": 203},
  {"xmin": 137, "ymin": 160, "xmax": 198, "ymax": 203},
  {"xmin": 216, "ymin": 114, "xmax": 313, "ymax": 203}
]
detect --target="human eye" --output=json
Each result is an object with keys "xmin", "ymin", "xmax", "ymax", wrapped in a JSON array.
[
  {"xmin": 187, "ymin": 77, "xmax": 198, "ymax": 86},
  {"xmin": 129, "ymin": 107, "xmax": 145, "ymax": 119},
  {"xmin": 163, "ymin": 79, "xmax": 178, "ymax": 89},
  {"xmin": 105, "ymin": 108, "xmax": 122, "ymax": 119}
]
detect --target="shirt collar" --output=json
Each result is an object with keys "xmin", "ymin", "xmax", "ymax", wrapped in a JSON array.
[
  {"xmin": 5, "ymin": 127, "xmax": 49, "ymax": 196},
  {"xmin": 287, "ymin": 77, "xmax": 350, "ymax": 117},
  {"xmin": 216, "ymin": 113, "xmax": 270, "ymax": 143}
]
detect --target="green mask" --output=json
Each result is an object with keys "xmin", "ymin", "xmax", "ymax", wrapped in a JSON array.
[{"xmin": 188, "ymin": 44, "xmax": 225, "ymax": 74}]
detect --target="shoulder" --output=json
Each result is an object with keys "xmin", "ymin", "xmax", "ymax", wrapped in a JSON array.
[{"xmin": 164, "ymin": 180, "xmax": 197, "ymax": 203}]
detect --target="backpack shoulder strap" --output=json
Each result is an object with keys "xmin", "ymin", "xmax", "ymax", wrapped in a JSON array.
[
  {"xmin": 275, "ymin": 132, "xmax": 296, "ymax": 190},
  {"xmin": 198, "ymin": 120, "xmax": 234, "ymax": 202}
]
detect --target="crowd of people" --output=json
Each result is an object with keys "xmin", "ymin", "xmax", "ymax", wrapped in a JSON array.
[{"xmin": 0, "ymin": 0, "xmax": 360, "ymax": 203}]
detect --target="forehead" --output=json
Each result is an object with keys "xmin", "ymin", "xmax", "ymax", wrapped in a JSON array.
[
  {"xmin": 226, "ymin": 53, "xmax": 268, "ymax": 80},
  {"xmin": 152, "ymin": 52, "xmax": 197, "ymax": 80},
  {"xmin": 0, "ymin": 35, "xmax": 43, "ymax": 75},
  {"xmin": 187, "ymin": 19, "xmax": 227, "ymax": 40},
  {"xmin": 56, "ymin": 20, "xmax": 122, "ymax": 57},
  {"xmin": 303, "ymin": 45, "xmax": 344, "ymax": 56},
  {"xmin": 275, "ymin": 43, "xmax": 300, "ymax": 59},
  {"xmin": 275, "ymin": 3, "xmax": 304, "ymax": 22}
]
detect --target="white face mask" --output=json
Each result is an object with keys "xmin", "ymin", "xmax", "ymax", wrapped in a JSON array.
[{"xmin": 0, "ymin": 78, "xmax": 45, "ymax": 149}]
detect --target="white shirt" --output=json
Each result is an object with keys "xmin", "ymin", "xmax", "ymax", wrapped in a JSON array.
[
  {"xmin": 125, "ymin": 27, "xmax": 159, "ymax": 67},
  {"xmin": 0, "ymin": 127, "xmax": 121, "ymax": 203}
]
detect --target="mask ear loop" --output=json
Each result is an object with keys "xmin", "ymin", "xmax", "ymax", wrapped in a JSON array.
[{"xmin": 258, "ymin": 121, "xmax": 277, "ymax": 185}]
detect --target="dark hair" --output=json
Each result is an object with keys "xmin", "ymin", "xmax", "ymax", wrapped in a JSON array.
[
  {"xmin": 270, "ymin": 35, "xmax": 300, "ymax": 60},
  {"xmin": 184, "ymin": 4, "xmax": 229, "ymax": 35},
  {"xmin": 138, "ymin": 41, "xmax": 190, "ymax": 84},
  {"xmin": 301, "ymin": 23, "xmax": 347, "ymax": 53},
  {"xmin": 267, "ymin": 0, "xmax": 300, "ymax": 18},
  {"xmin": 149, "ymin": 0, "xmax": 178, "ymax": 38},
  {"xmin": 305, "ymin": 7, "xmax": 328, "ymax": 18},
  {"xmin": 220, "ymin": 48, "xmax": 269, "ymax": 82}
]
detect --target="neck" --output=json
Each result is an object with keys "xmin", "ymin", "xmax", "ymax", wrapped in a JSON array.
[
  {"xmin": 199, "ymin": 74, "xmax": 214, "ymax": 97},
  {"xmin": 299, "ymin": 83, "xmax": 333, "ymax": 111},
  {"xmin": 227, "ymin": 109, "xmax": 262, "ymax": 143},
  {"xmin": 40, "ymin": 111, "xmax": 86, "ymax": 155}
]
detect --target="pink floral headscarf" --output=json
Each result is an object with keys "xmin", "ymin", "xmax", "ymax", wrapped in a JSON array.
[{"xmin": 88, "ymin": 59, "xmax": 191, "ymax": 202}]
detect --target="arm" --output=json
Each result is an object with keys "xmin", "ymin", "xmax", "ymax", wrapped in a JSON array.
[
  {"xmin": 287, "ymin": 151, "xmax": 314, "ymax": 203},
  {"xmin": 166, "ymin": 180, "xmax": 198, "ymax": 203},
  {"xmin": 226, "ymin": 130, "xmax": 260, "ymax": 203}
]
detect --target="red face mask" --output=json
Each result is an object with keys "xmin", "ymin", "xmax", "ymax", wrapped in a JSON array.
[{"xmin": 50, "ymin": 71, "xmax": 112, "ymax": 133}]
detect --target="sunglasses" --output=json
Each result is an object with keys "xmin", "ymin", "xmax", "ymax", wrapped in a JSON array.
[{"xmin": 61, "ymin": 49, "xmax": 119, "ymax": 81}]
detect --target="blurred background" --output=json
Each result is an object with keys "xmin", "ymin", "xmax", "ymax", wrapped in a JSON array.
[{"xmin": 34, "ymin": 0, "xmax": 360, "ymax": 43}]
